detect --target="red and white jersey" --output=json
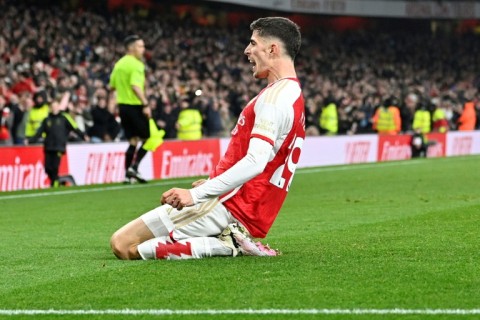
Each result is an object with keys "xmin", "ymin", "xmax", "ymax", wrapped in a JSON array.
[{"xmin": 211, "ymin": 78, "xmax": 305, "ymax": 238}]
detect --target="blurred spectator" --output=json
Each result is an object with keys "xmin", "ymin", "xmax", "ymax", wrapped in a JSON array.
[
  {"xmin": 476, "ymin": 100, "xmax": 480, "ymax": 131},
  {"xmin": 432, "ymin": 98, "xmax": 449, "ymax": 133},
  {"xmin": 372, "ymin": 96, "xmax": 401, "ymax": 135},
  {"xmin": 70, "ymin": 98, "xmax": 93, "ymax": 134},
  {"xmin": 11, "ymin": 91, "xmax": 33, "ymax": 144},
  {"xmin": 0, "ymin": 1, "xmax": 478, "ymax": 141},
  {"xmin": 319, "ymin": 97, "xmax": 338, "ymax": 135},
  {"xmin": 0, "ymin": 95, "xmax": 12, "ymax": 145},
  {"xmin": 10, "ymin": 71, "xmax": 36, "ymax": 95},
  {"xmin": 176, "ymin": 98, "xmax": 202, "ymax": 140},
  {"xmin": 88, "ymin": 96, "xmax": 120, "ymax": 142},
  {"xmin": 411, "ymin": 131, "xmax": 429, "ymax": 158},
  {"xmin": 412, "ymin": 100, "xmax": 432, "ymax": 134},
  {"xmin": 27, "ymin": 92, "xmax": 88, "ymax": 187},
  {"xmin": 457, "ymin": 92, "xmax": 477, "ymax": 131},
  {"xmin": 400, "ymin": 93, "xmax": 418, "ymax": 133},
  {"xmin": 154, "ymin": 102, "xmax": 178, "ymax": 139},
  {"xmin": 305, "ymin": 98, "xmax": 320, "ymax": 136},
  {"xmin": 202, "ymin": 96, "xmax": 224, "ymax": 137},
  {"xmin": 25, "ymin": 90, "xmax": 49, "ymax": 139},
  {"xmin": 218, "ymin": 99, "xmax": 235, "ymax": 137},
  {"xmin": 338, "ymin": 96, "xmax": 361, "ymax": 135},
  {"xmin": 351, "ymin": 95, "xmax": 376, "ymax": 134},
  {"xmin": 0, "ymin": 79, "xmax": 14, "ymax": 102}
]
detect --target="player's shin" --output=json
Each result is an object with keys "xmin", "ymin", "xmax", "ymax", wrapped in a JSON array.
[{"xmin": 137, "ymin": 237, "xmax": 234, "ymax": 260}]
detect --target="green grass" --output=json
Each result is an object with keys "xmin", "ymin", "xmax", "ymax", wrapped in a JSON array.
[{"xmin": 1, "ymin": 156, "xmax": 479, "ymax": 319}]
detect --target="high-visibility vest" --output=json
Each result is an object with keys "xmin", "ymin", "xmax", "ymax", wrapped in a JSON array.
[
  {"xmin": 458, "ymin": 102, "xmax": 476, "ymax": 131},
  {"xmin": 25, "ymin": 104, "xmax": 49, "ymax": 137},
  {"xmin": 177, "ymin": 108, "xmax": 202, "ymax": 140},
  {"xmin": 376, "ymin": 107, "xmax": 395, "ymax": 132},
  {"xmin": 412, "ymin": 109, "xmax": 431, "ymax": 134},
  {"xmin": 373, "ymin": 106, "xmax": 401, "ymax": 134},
  {"xmin": 432, "ymin": 108, "xmax": 448, "ymax": 133},
  {"xmin": 319, "ymin": 103, "xmax": 338, "ymax": 135}
]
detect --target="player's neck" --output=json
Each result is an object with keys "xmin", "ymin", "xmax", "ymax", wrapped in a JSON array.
[
  {"xmin": 126, "ymin": 53, "xmax": 140, "ymax": 60},
  {"xmin": 266, "ymin": 63, "xmax": 297, "ymax": 84}
]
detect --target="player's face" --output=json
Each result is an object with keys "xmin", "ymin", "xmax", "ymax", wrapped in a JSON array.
[
  {"xmin": 131, "ymin": 40, "xmax": 145, "ymax": 59},
  {"xmin": 50, "ymin": 101, "xmax": 61, "ymax": 114},
  {"xmin": 244, "ymin": 31, "xmax": 272, "ymax": 79}
]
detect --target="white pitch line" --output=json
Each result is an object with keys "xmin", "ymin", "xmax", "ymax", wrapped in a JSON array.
[
  {"xmin": 0, "ymin": 161, "xmax": 419, "ymax": 200},
  {"xmin": 297, "ymin": 159, "xmax": 424, "ymax": 174},
  {"xmin": 0, "ymin": 156, "xmax": 475, "ymax": 201},
  {"xmin": 299, "ymin": 154, "xmax": 480, "ymax": 174},
  {"xmin": 0, "ymin": 179, "xmax": 191, "ymax": 201},
  {"xmin": 0, "ymin": 309, "xmax": 480, "ymax": 316}
]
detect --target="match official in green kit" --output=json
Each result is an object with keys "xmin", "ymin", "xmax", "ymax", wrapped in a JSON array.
[{"xmin": 109, "ymin": 35, "xmax": 151, "ymax": 184}]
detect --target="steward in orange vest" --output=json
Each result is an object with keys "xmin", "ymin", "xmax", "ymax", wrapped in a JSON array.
[
  {"xmin": 457, "ymin": 101, "xmax": 476, "ymax": 131},
  {"xmin": 372, "ymin": 97, "xmax": 401, "ymax": 135}
]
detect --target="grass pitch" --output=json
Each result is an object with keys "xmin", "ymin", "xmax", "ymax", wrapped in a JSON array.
[{"xmin": 0, "ymin": 155, "xmax": 479, "ymax": 319}]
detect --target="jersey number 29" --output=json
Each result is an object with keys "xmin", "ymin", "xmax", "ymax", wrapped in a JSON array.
[{"xmin": 269, "ymin": 135, "xmax": 303, "ymax": 192}]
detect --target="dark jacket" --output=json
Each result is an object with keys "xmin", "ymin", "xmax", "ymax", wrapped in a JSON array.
[
  {"xmin": 88, "ymin": 105, "xmax": 120, "ymax": 140},
  {"xmin": 29, "ymin": 112, "xmax": 85, "ymax": 152}
]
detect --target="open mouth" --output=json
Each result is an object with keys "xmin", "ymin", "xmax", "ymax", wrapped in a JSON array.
[{"xmin": 248, "ymin": 58, "xmax": 256, "ymax": 70}]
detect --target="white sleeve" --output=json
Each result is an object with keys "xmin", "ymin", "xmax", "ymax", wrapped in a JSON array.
[{"xmin": 190, "ymin": 137, "xmax": 273, "ymax": 203}]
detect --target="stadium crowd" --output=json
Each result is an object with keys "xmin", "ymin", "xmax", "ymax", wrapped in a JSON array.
[{"xmin": 0, "ymin": 1, "xmax": 479, "ymax": 145}]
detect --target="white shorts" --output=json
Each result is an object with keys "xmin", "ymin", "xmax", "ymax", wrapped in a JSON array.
[{"xmin": 140, "ymin": 198, "xmax": 237, "ymax": 240}]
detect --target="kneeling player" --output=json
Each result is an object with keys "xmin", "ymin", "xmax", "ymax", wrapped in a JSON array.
[{"xmin": 110, "ymin": 17, "xmax": 305, "ymax": 260}]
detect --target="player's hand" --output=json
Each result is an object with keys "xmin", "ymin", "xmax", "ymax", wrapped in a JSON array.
[
  {"xmin": 142, "ymin": 106, "xmax": 151, "ymax": 119},
  {"xmin": 191, "ymin": 179, "xmax": 207, "ymax": 188},
  {"xmin": 161, "ymin": 188, "xmax": 193, "ymax": 210}
]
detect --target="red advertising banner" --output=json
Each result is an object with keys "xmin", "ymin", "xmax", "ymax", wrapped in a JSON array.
[
  {"xmin": 377, "ymin": 135, "xmax": 412, "ymax": 161},
  {"xmin": 0, "ymin": 146, "xmax": 69, "ymax": 191},
  {"xmin": 152, "ymin": 139, "xmax": 221, "ymax": 179},
  {"xmin": 425, "ymin": 132, "xmax": 446, "ymax": 158}
]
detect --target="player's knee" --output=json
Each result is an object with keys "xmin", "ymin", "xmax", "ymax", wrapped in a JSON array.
[
  {"xmin": 110, "ymin": 232, "xmax": 126, "ymax": 259},
  {"xmin": 110, "ymin": 232, "xmax": 139, "ymax": 260}
]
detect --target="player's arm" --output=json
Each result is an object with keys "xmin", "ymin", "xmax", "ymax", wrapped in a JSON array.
[
  {"xmin": 133, "ymin": 85, "xmax": 150, "ymax": 118},
  {"xmin": 194, "ymin": 137, "xmax": 272, "ymax": 196},
  {"xmin": 162, "ymin": 82, "xmax": 296, "ymax": 210},
  {"xmin": 63, "ymin": 111, "xmax": 87, "ymax": 141},
  {"xmin": 161, "ymin": 137, "xmax": 272, "ymax": 210},
  {"xmin": 130, "ymin": 67, "xmax": 148, "ymax": 106},
  {"xmin": 132, "ymin": 85, "xmax": 148, "ymax": 106},
  {"xmin": 131, "ymin": 67, "xmax": 150, "ymax": 117},
  {"xmin": 108, "ymin": 68, "xmax": 117, "ymax": 107},
  {"xmin": 108, "ymin": 90, "xmax": 116, "ymax": 111},
  {"xmin": 108, "ymin": 66, "xmax": 117, "ymax": 92},
  {"xmin": 163, "ymin": 98, "xmax": 284, "ymax": 210}
]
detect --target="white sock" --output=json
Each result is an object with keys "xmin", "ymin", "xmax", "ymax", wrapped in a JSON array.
[
  {"xmin": 137, "ymin": 237, "xmax": 233, "ymax": 260},
  {"xmin": 207, "ymin": 237, "xmax": 234, "ymax": 256}
]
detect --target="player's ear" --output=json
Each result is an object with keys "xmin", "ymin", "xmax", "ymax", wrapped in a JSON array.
[{"xmin": 269, "ymin": 43, "xmax": 280, "ymax": 56}]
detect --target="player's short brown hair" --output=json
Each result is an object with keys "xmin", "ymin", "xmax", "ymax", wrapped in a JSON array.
[{"xmin": 250, "ymin": 17, "xmax": 301, "ymax": 60}]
